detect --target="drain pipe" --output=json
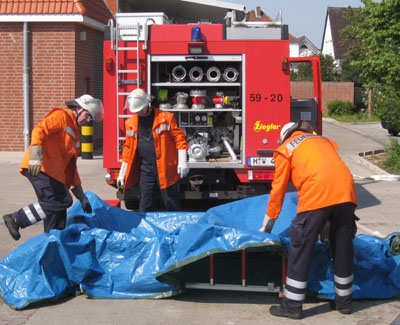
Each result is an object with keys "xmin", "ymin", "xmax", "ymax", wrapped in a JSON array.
[{"xmin": 23, "ymin": 22, "xmax": 30, "ymax": 150}]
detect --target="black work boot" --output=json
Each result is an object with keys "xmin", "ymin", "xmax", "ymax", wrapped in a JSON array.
[
  {"xmin": 269, "ymin": 305, "xmax": 303, "ymax": 319},
  {"xmin": 329, "ymin": 301, "xmax": 351, "ymax": 314},
  {"xmin": 3, "ymin": 214, "xmax": 21, "ymax": 241}
]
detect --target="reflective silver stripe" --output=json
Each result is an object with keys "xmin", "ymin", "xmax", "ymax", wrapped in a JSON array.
[
  {"xmin": 126, "ymin": 130, "xmax": 136, "ymax": 137},
  {"xmin": 155, "ymin": 124, "xmax": 170, "ymax": 134},
  {"xmin": 286, "ymin": 134, "xmax": 321, "ymax": 152},
  {"xmin": 286, "ymin": 277, "xmax": 307, "ymax": 289},
  {"xmin": 335, "ymin": 286, "xmax": 353, "ymax": 297},
  {"xmin": 33, "ymin": 202, "xmax": 46, "ymax": 220},
  {"xmin": 76, "ymin": 141, "xmax": 80, "ymax": 148},
  {"xmin": 334, "ymin": 274, "xmax": 353, "ymax": 285},
  {"xmin": 284, "ymin": 288, "xmax": 305, "ymax": 301},
  {"xmin": 23, "ymin": 206, "xmax": 37, "ymax": 224},
  {"xmin": 65, "ymin": 126, "xmax": 76, "ymax": 139}
]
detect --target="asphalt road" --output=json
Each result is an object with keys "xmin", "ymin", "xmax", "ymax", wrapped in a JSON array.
[{"xmin": 0, "ymin": 119, "xmax": 399, "ymax": 325}]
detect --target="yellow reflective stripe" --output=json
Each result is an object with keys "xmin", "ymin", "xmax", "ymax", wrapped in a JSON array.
[
  {"xmin": 81, "ymin": 143, "xmax": 93, "ymax": 152},
  {"xmin": 81, "ymin": 126, "xmax": 93, "ymax": 136}
]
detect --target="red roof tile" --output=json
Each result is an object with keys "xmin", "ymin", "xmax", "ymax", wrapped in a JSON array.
[{"xmin": 0, "ymin": 0, "xmax": 113, "ymax": 24}]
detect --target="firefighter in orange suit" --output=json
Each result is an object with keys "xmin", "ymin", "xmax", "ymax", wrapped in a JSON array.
[
  {"xmin": 260, "ymin": 120, "xmax": 358, "ymax": 320},
  {"xmin": 117, "ymin": 88, "xmax": 189, "ymax": 212},
  {"xmin": 3, "ymin": 94, "xmax": 104, "ymax": 241}
]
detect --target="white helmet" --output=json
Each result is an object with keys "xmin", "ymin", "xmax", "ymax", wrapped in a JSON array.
[
  {"xmin": 66, "ymin": 94, "xmax": 104, "ymax": 122},
  {"xmin": 125, "ymin": 88, "xmax": 151, "ymax": 113},
  {"xmin": 279, "ymin": 122, "xmax": 296, "ymax": 143}
]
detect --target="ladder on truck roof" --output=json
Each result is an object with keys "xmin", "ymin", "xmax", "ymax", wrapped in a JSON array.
[{"xmin": 109, "ymin": 18, "xmax": 155, "ymax": 162}]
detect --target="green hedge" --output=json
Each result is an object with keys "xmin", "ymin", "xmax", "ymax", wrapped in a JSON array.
[{"xmin": 327, "ymin": 100, "xmax": 355, "ymax": 116}]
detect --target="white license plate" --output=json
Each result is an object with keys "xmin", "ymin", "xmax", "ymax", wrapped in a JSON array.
[{"xmin": 247, "ymin": 157, "xmax": 274, "ymax": 167}]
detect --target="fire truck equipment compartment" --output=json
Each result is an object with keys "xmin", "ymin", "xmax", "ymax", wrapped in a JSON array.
[{"xmin": 0, "ymin": 192, "xmax": 399, "ymax": 309}]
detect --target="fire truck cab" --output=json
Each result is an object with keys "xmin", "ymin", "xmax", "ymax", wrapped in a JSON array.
[{"xmin": 103, "ymin": 10, "xmax": 322, "ymax": 209}]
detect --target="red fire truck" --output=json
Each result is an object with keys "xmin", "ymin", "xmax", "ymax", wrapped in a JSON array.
[{"xmin": 103, "ymin": 12, "xmax": 322, "ymax": 209}]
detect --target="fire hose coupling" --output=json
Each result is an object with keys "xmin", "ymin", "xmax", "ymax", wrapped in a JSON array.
[
  {"xmin": 173, "ymin": 92, "xmax": 189, "ymax": 109},
  {"xmin": 189, "ymin": 66, "xmax": 204, "ymax": 82},
  {"xmin": 206, "ymin": 66, "xmax": 221, "ymax": 82},
  {"xmin": 213, "ymin": 91, "xmax": 230, "ymax": 108},
  {"xmin": 223, "ymin": 66, "xmax": 239, "ymax": 82},
  {"xmin": 190, "ymin": 90, "xmax": 206, "ymax": 109},
  {"xmin": 171, "ymin": 65, "xmax": 187, "ymax": 82}
]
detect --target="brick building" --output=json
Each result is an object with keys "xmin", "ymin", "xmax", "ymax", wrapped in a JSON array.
[{"xmin": 0, "ymin": 0, "xmax": 113, "ymax": 151}]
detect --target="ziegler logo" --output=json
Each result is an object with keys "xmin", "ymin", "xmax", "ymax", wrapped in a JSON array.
[{"xmin": 253, "ymin": 121, "xmax": 281, "ymax": 132}]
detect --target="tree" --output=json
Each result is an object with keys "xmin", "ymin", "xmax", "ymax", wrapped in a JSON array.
[
  {"xmin": 290, "ymin": 54, "xmax": 336, "ymax": 82},
  {"xmin": 319, "ymin": 54, "xmax": 336, "ymax": 81},
  {"xmin": 342, "ymin": 0, "xmax": 400, "ymax": 124}
]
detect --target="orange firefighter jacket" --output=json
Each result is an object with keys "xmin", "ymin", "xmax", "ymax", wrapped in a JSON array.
[
  {"xmin": 21, "ymin": 108, "xmax": 81, "ymax": 189},
  {"xmin": 267, "ymin": 131, "xmax": 357, "ymax": 219},
  {"xmin": 122, "ymin": 108, "xmax": 188, "ymax": 191}
]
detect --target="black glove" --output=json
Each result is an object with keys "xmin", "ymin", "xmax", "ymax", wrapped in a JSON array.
[
  {"xmin": 71, "ymin": 185, "xmax": 92, "ymax": 213},
  {"xmin": 259, "ymin": 218, "xmax": 276, "ymax": 233},
  {"xmin": 80, "ymin": 197, "xmax": 92, "ymax": 213},
  {"xmin": 264, "ymin": 218, "xmax": 275, "ymax": 233}
]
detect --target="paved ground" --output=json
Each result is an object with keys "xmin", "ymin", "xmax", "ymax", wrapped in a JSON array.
[{"xmin": 0, "ymin": 119, "xmax": 399, "ymax": 324}]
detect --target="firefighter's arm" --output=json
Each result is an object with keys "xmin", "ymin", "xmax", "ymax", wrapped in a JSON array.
[
  {"xmin": 71, "ymin": 184, "xmax": 92, "ymax": 213},
  {"xmin": 266, "ymin": 153, "xmax": 291, "ymax": 219},
  {"xmin": 170, "ymin": 114, "xmax": 189, "ymax": 150},
  {"xmin": 122, "ymin": 119, "xmax": 135, "ymax": 163},
  {"xmin": 71, "ymin": 169, "xmax": 82, "ymax": 188},
  {"xmin": 30, "ymin": 110, "xmax": 64, "ymax": 146},
  {"xmin": 28, "ymin": 112, "xmax": 63, "ymax": 176},
  {"xmin": 169, "ymin": 114, "xmax": 189, "ymax": 177}
]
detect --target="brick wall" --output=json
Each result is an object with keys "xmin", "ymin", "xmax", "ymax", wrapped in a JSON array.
[
  {"xmin": 0, "ymin": 23, "xmax": 24, "ymax": 151},
  {"xmin": 0, "ymin": 22, "xmax": 103, "ymax": 151},
  {"xmin": 291, "ymin": 81, "xmax": 354, "ymax": 113}
]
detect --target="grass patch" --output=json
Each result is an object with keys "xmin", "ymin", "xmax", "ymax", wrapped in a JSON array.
[
  {"xmin": 380, "ymin": 140, "xmax": 400, "ymax": 174},
  {"xmin": 323, "ymin": 111, "xmax": 380, "ymax": 123}
]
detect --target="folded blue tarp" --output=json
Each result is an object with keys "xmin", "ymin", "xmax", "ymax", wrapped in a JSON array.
[{"xmin": 0, "ymin": 191, "xmax": 399, "ymax": 309}]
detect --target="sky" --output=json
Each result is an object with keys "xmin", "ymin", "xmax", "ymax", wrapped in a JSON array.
[{"xmin": 224, "ymin": 0, "xmax": 374, "ymax": 48}]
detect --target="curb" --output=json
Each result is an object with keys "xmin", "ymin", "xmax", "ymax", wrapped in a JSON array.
[
  {"xmin": 352, "ymin": 151, "xmax": 400, "ymax": 181},
  {"xmin": 352, "ymin": 154, "xmax": 389, "ymax": 175}
]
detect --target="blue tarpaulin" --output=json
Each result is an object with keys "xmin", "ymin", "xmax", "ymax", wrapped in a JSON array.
[{"xmin": 0, "ymin": 191, "xmax": 399, "ymax": 309}]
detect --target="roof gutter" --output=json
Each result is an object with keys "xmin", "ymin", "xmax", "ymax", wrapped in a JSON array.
[{"xmin": 0, "ymin": 15, "xmax": 106, "ymax": 31}]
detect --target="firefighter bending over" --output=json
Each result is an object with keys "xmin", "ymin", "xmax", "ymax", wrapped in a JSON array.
[
  {"xmin": 3, "ymin": 94, "xmax": 104, "ymax": 241},
  {"xmin": 117, "ymin": 88, "xmax": 189, "ymax": 212},
  {"xmin": 260, "ymin": 120, "xmax": 358, "ymax": 320}
]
